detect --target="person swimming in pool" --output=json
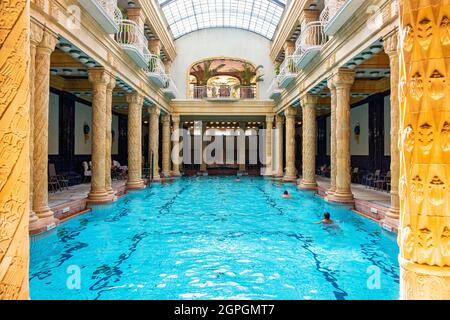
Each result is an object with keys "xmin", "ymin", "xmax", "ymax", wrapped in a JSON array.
[
  {"xmin": 282, "ymin": 190, "xmax": 291, "ymax": 199},
  {"xmin": 235, "ymin": 177, "xmax": 241, "ymax": 182},
  {"xmin": 315, "ymin": 212, "xmax": 334, "ymax": 225}
]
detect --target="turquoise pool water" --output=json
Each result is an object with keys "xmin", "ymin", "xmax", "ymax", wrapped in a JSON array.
[{"xmin": 30, "ymin": 177, "xmax": 400, "ymax": 300}]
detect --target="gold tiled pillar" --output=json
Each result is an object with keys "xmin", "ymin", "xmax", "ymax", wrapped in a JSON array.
[
  {"xmin": 326, "ymin": 78, "xmax": 337, "ymax": 197},
  {"xmin": 299, "ymin": 94, "xmax": 318, "ymax": 190},
  {"xmin": 330, "ymin": 69, "xmax": 355, "ymax": 203},
  {"xmin": 126, "ymin": 93, "xmax": 145, "ymax": 189},
  {"xmin": 264, "ymin": 115, "xmax": 274, "ymax": 175},
  {"xmin": 161, "ymin": 114, "xmax": 171, "ymax": 177},
  {"xmin": 384, "ymin": 29, "xmax": 400, "ymax": 226},
  {"xmin": 398, "ymin": 0, "xmax": 450, "ymax": 299},
  {"xmin": 274, "ymin": 115, "xmax": 284, "ymax": 177},
  {"xmin": 283, "ymin": 107, "xmax": 297, "ymax": 181},
  {"xmin": 148, "ymin": 106, "xmax": 161, "ymax": 180},
  {"xmin": 200, "ymin": 121, "xmax": 207, "ymax": 172},
  {"xmin": 87, "ymin": 69, "xmax": 113, "ymax": 203},
  {"xmin": 171, "ymin": 115, "xmax": 181, "ymax": 176},
  {"xmin": 33, "ymin": 28, "xmax": 58, "ymax": 220},
  {"xmin": 105, "ymin": 74, "xmax": 116, "ymax": 196},
  {"xmin": 0, "ymin": 0, "xmax": 30, "ymax": 299},
  {"xmin": 29, "ymin": 21, "xmax": 43, "ymax": 230}
]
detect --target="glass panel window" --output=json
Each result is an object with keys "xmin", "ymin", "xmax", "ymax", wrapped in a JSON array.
[{"xmin": 159, "ymin": 0, "xmax": 286, "ymax": 40}]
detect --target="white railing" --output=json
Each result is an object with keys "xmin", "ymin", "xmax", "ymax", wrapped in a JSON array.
[
  {"xmin": 147, "ymin": 54, "xmax": 169, "ymax": 86},
  {"xmin": 294, "ymin": 21, "xmax": 327, "ymax": 56},
  {"xmin": 268, "ymin": 78, "xmax": 282, "ymax": 95},
  {"xmin": 115, "ymin": 19, "xmax": 151, "ymax": 62},
  {"xmin": 162, "ymin": 78, "xmax": 179, "ymax": 98},
  {"xmin": 192, "ymin": 85, "xmax": 256, "ymax": 99},
  {"xmin": 98, "ymin": 0, "xmax": 122, "ymax": 25},
  {"xmin": 320, "ymin": 0, "xmax": 347, "ymax": 25},
  {"xmin": 278, "ymin": 56, "xmax": 297, "ymax": 85}
]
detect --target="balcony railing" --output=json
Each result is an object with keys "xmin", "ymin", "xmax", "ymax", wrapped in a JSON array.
[
  {"xmin": 293, "ymin": 21, "xmax": 327, "ymax": 69},
  {"xmin": 162, "ymin": 78, "xmax": 178, "ymax": 99},
  {"xmin": 79, "ymin": 0, "xmax": 122, "ymax": 34},
  {"xmin": 145, "ymin": 54, "xmax": 169, "ymax": 88},
  {"xmin": 278, "ymin": 56, "xmax": 297, "ymax": 88},
  {"xmin": 192, "ymin": 85, "xmax": 256, "ymax": 100},
  {"xmin": 320, "ymin": 0, "xmax": 365, "ymax": 36},
  {"xmin": 115, "ymin": 19, "xmax": 151, "ymax": 68},
  {"xmin": 268, "ymin": 78, "xmax": 283, "ymax": 100}
]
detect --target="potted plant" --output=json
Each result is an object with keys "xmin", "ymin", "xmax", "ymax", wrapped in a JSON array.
[
  {"xmin": 190, "ymin": 60, "xmax": 225, "ymax": 98},
  {"xmin": 233, "ymin": 63, "xmax": 264, "ymax": 99}
]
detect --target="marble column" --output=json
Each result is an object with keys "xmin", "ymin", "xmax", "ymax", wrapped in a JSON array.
[
  {"xmin": 148, "ymin": 106, "xmax": 161, "ymax": 180},
  {"xmin": 33, "ymin": 28, "xmax": 58, "ymax": 221},
  {"xmin": 264, "ymin": 115, "xmax": 274, "ymax": 176},
  {"xmin": 329, "ymin": 69, "xmax": 355, "ymax": 203},
  {"xmin": 126, "ymin": 93, "xmax": 145, "ymax": 189},
  {"xmin": 200, "ymin": 121, "xmax": 207, "ymax": 172},
  {"xmin": 0, "ymin": 0, "xmax": 31, "ymax": 299},
  {"xmin": 161, "ymin": 114, "xmax": 171, "ymax": 177},
  {"xmin": 398, "ymin": 0, "xmax": 450, "ymax": 299},
  {"xmin": 274, "ymin": 115, "xmax": 284, "ymax": 177},
  {"xmin": 171, "ymin": 115, "xmax": 181, "ymax": 176},
  {"xmin": 87, "ymin": 69, "xmax": 113, "ymax": 203},
  {"xmin": 238, "ymin": 122, "xmax": 247, "ymax": 173},
  {"xmin": 29, "ymin": 21, "xmax": 44, "ymax": 230},
  {"xmin": 326, "ymin": 78, "xmax": 337, "ymax": 197},
  {"xmin": 105, "ymin": 74, "xmax": 116, "ymax": 196},
  {"xmin": 299, "ymin": 94, "xmax": 318, "ymax": 190},
  {"xmin": 283, "ymin": 107, "xmax": 297, "ymax": 181},
  {"xmin": 383, "ymin": 29, "xmax": 400, "ymax": 227}
]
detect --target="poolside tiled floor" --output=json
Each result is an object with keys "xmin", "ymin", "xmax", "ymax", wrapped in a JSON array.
[{"xmin": 316, "ymin": 176, "xmax": 391, "ymax": 208}]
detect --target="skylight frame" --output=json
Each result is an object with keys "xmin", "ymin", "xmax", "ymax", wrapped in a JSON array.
[{"xmin": 158, "ymin": 0, "xmax": 286, "ymax": 40}]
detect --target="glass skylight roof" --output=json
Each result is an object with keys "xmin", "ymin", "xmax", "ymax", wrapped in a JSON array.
[{"xmin": 158, "ymin": 0, "xmax": 286, "ymax": 40}]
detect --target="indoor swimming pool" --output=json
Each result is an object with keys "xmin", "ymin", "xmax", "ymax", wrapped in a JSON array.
[{"xmin": 30, "ymin": 177, "xmax": 400, "ymax": 300}]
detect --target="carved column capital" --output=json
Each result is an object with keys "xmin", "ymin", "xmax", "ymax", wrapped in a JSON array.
[
  {"xmin": 332, "ymin": 69, "xmax": 355, "ymax": 89},
  {"xmin": 107, "ymin": 74, "xmax": 117, "ymax": 92},
  {"xmin": 161, "ymin": 114, "xmax": 170, "ymax": 124},
  {"xmin": 126, "ymin": 92, "xmax": 144, "ymax": 106},
  {"xmin": 301, "ymin": 93, "xmax": 318, "ymax": 108},
  {"xmin": 148, "ymin": 105, "xmax": 161, "ymax": 116},
  {"xmin": 88, "ymin": 68, "xmax": 110, "ymax": 86},
  {"xmin": 37, "ymin": 28, "xmax": 58, "ymax": 53},
  {"xmin": 276, "ymin": 114, "xmax": 284, "ymax": 125},
  {"xmin": 284, "ymin": 106, "xmax": 297, "ymax": 118},
  {"xmin": 30, "ymin": 21, "xmax": 44, "ymax": 47},
  {"xmin": 383, "ymin": 28, "xmax": 400, "ymax": 57},
  {"xmin": 171, "ymin": 114, "xmax": 180, "ymax": 123},
  {"xmin": 266, "ymin": 115, "xmax": 274, "ymax": 123}
]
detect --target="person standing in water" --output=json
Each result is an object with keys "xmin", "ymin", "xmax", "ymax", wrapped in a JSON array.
[{"xmin": 315, "ymin": 212, "xmax": 334, "ymax": 225}]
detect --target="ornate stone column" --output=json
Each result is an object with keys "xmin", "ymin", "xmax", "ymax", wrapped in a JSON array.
[
  {"xmin": 126, "ymin": 93, "xmax": 145, "ymax": 189},
  {"xmin": 274, "ymin": 115, "xmax": 284, "ymax": 177},
  {"xmin": 29, "ymin": 21, "xmax": 44, "ymax": 230},
  {"xmin": 87, "ymin": 69, "xmax": 112, "ymax": 203},
  {"xmin": 200, "ymin": 121, "xmax": 207, "ymax": 172},
  {"xmin": 383, "ymin": 29, "xmax": 400, "ymax": 227},
  {"xmin": 148, "ymin": 106, "xmax": 161, "ymax": 180},
  {"xmin": 238, "ymin": 121, "xmax": 247, "ymax": 173},
  {"xmin": 299, "ymin": 94, "xmax": 318, "ymax": 190},
  {"xmin": 161, "ymin": 114, "xmax": 171, "ymax": 177},
  {"xmin": 33, "ymin": 28, "xmax": 58, "ymax": 221},
  {"xmin": 105, "ymin": 74, "xmax": 116, "ymax": 196},
  {"xmin": 171, "ymin": 115, "xmax": 181, "ymax": 176},
  {"xmin": 326, "ymin": 78, "xmax": 337, "ymax": 197},
  {"xmin": 283, "ymin": 107, "xmax": 297, "ymax": 181},
  {"xmin": 0, "ymin": 0, "xmax": 31, "ymax": 299},
  {"xmin": 264, "ymin": 115, "xmax": 274, "ymax": 175},
  {"xmin": 329, "ymin": 69, "xmax": 355, "ymax": 203},
  {"xmin": 398, "ymin": 0, "xmax": 450, "ymax": 299}
]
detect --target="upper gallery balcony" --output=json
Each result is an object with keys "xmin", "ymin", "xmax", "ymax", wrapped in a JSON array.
[
  {"xmin": 115, "ymin": 19, "xmax": 151, "ymax": 68},
  {"xmin": 268, "ymin": 78, "xmax": 283, "ymax": 100},
  {"xmin": 145, "ymin": 54, "xmax": 169, "ymax": 88},
  {"xmin": 277, "ymin": 56, "xmax": 298, "ymax": 88},
  {"xmin": 162, "ymin": 78, "xmax": 178, "ymax": 99},
  {"xmin": 79, "ymin": 0, "xmax": 122, "ymax": 34},
  {"xmin": 320, "ymin": 0, "xmax": 365, "ymax": 36},
  {"xmin": 192, "ymin": 85, "xmax": 256, "ymax": 101},
  {"xmin": 293, "ymin": 21, "xmax": 327, "ymax": 70}
]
